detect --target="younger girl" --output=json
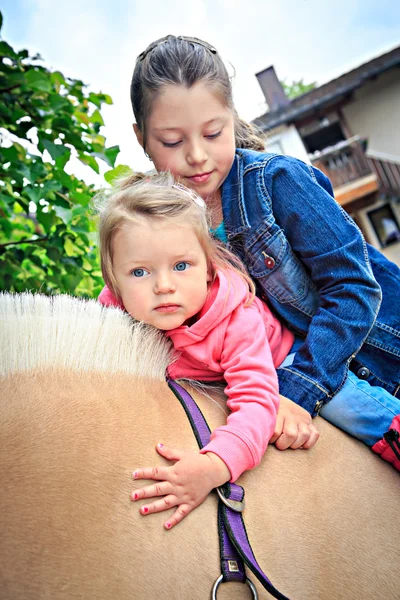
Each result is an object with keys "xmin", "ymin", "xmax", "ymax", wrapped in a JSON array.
[
  {"xmin": 102, "ymin": 35, "xmax": 400, "ymax": 470},
  {"xmin": 97, "ymin": 172, "xmax": 319, "ymax": 529}
]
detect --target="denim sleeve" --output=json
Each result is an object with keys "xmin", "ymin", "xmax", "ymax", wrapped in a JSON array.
[{"xmin": 265, "ymin": 156, "xmax": 382, "ymax": 414}]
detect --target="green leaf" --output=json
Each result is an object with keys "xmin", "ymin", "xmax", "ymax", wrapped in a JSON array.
[
  {"xmin": 54, "ymin": 205, "xmax": 73, "ymax": 224},
  {"xmin": 47, "ymin": 246, "xmax": 62, "ymax": 262},
  {"xmin": 78, "ymin": 152, "xmax": 100, "ymax": 174},
  {"xmin": 90, "ymin": 109, "xmax": 104, "ymax": 126},
  {"xmin": 104, "ymin": 164, "xmax": 132, "ymax": 185},
  {"xmin": 63, "ymin": 237, "xmax": 77, "ymax": 257},
  {"xmin": 50, "ymin": 70, "xmax": 65, "ymax": 87},
  {"xmin": 25, "ymin": 69, "xmax": 52, "ymax": 93},
  {"xmin": 37, "ymin": 205, "xmax": 57, "ymax": 231},
  {"xmin": 24, "ymin": 185, "xmax": 42, "ymax": 204},
  {"xmin": 41, "ymin": 139, "xmax": 70, "ymax": 168},
  {"xmin": 49, "ymin": 94, "xmax": 71, "ymax": 112},
  {"xmin": 104, "ymin": 145, "xmax": 120, "ymax": 168},
  {"xmin": 0, "ymin": 40, "xmax": 17, "ymax": 59}
]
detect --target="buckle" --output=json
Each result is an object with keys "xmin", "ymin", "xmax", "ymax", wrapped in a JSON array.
[{"xmin": 216, "ymin": 486, "xmax": 245, "ymax": 513}]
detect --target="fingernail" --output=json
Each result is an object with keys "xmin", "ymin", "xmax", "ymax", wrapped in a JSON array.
[
  {"xmin": 142, "ymin": 506, "xmax": 149, "ymax": 514},
  {"xmin": 165, "ymin": 522, "xmax": 171, "ymax": 529},
  {"xmin": 158, "ymin": 443, "xmax": 164, "ymax": 448},
  {"xmin": 132, "ymin": 471, "xmax": 138, "ymax": 479}
]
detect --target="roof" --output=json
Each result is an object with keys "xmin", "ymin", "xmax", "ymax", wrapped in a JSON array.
[{"xmin": 253, "ymin": 45, "xmax": 400, "ymax": 131}]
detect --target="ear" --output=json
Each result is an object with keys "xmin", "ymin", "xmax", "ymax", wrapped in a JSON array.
[
  {"xmin": 133, "ymin": 123, "xmax": 144, "ymax": 149},
  {"xmin": 206, "ymin": 264, "xmax": 212, "ymax": 283}
]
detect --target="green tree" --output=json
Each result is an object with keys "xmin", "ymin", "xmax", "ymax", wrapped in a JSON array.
[
  {"xmin": 0, "ymin": 11, "xmax": 122, "ymax": 297},
  {"xmin": 281, "ymin": 78, "xmax": 316, "ymax": 100}
]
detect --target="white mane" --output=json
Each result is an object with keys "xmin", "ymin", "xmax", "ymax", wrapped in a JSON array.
[{"xmin": 0, "ymin": 293, "xmax": 172, "ymax": 379}]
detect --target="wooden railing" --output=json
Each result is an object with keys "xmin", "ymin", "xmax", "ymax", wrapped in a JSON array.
[
  {"xmin": 310, "ymin": 136, "xmax": 373, "ymax": 189},
  {"xmin": 367, "ymin": 153, "xmax": 400, "ymax": 196}
]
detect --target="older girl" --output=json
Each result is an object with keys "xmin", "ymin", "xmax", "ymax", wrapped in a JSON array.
[{"xmin": 101, "ymin": 35, "xmax": 400, "ymax": 471}]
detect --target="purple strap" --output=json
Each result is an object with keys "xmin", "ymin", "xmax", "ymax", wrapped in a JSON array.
[{"xmin": 168, "ymin": 380, "xmax": 290, "ymax": 600}]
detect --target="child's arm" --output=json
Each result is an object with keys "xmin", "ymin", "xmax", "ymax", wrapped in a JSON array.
[
  {"xmin": 270, "ymin": 394, "xmax": 320, "ymax": 449},
  {"xmin": 131, "ymin": 444, "xmax": 230, "ymax": 529}
]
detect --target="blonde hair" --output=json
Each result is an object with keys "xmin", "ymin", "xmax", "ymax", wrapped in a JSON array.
[{"xmin": 95, "ymin": 172, "xmax": 255, "ymax": 304}]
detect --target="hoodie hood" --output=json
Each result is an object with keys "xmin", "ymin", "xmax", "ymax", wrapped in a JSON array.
[{"xmin": 166, "ymin": 269, "xmax": 249, "ymax": 350}]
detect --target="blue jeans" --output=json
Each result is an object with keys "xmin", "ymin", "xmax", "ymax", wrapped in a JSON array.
[{"xmin": 279, "ymin": 347, "xmax": 400, "ymax": 447}]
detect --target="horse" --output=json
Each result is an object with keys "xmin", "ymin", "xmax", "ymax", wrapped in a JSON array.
[{"xmin": 1, "ymin": 292, "xmax": 399, "ymax": 600}]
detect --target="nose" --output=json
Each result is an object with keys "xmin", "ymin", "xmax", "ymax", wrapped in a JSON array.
[
  {"xmin": 154, "ymin": 272, "xmax": 176, "ymax": 295},
  {"xmin": 186, "ymin": 139, "xmax": 207, "ymax": 166}
]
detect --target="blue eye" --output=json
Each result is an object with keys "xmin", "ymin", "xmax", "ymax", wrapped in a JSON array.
[
  {"xmin": 174, "ymin": 262, "xmax": 189, "ymax": 272},
  {"xmin": 132, "ymin": 268, "xmax": 149, "ymax": 277}
]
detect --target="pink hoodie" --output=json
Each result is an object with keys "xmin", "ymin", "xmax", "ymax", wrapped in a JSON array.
[{"xmin": 99, "ymin": 269, "xmax": 294, "ymax": 481}]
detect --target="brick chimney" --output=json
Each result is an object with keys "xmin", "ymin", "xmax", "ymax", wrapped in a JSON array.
[{"xmin": 255, "ymin": 66, "xmax": 289, "ymax": 111}]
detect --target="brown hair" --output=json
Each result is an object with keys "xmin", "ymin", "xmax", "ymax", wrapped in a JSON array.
[
  {"xmin": 95, "ymin": 172, "xmax": 255, "ymax": 303},
  {"xmin": 131, "ymin": 35, "xmax": 265, "ymax": 152}
]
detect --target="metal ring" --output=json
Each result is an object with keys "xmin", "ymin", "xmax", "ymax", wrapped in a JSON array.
[
  {"xmin": 216, "ymin": 486, "xmax": 245, "ymax": 512},
  {"xmin": 211, "ymin": 574, "xmax": 259, "ymax": 599}
]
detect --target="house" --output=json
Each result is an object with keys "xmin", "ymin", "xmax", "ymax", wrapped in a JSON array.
[{"xmin": 252, "ymin": 45, "xmax": 400, "ymax": 265}]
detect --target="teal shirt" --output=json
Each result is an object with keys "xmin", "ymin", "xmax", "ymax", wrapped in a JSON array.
[{"xmin": 210, "ymin": 221, "xmax": 228, "ymax": 244}]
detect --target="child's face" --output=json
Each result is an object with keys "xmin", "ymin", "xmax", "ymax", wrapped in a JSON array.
[
  {"xmin": 138, "ymin": 82, "xmax": 236, "ymax": 203},
  {"xmin": 113, "ymin": 219, "xmax": 211, "ymax": 330}
]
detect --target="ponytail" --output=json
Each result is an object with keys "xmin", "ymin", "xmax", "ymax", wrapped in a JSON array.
[{"xmin": 234, "ymin": 114, "xmax": 266, "ymax": 152}]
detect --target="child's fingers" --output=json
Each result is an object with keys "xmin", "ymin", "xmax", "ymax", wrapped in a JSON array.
[
  {"xmin": 301, "ymin": 425, "xmax": 320, "ymax": 449},
  {"xmin": 290, "ymin": 424, "xmax": 313, "ymax": 449},
  {"xmin": 274, "ymin": 423, "xmax": 298, "ymax": 450},
  {"xmin": 137, "ymin": 494, "xmax": 178, "ymax": 516},
  {"xmin": 156, "ymin": 443, "xmax": 185, "ymax": 462},
  {"xmin": 269, "ymin": 414, "xmax": 284, "ymax": 444},
  {"xmin": 132, "ymin": 465, "xmax": 170, "ymax": 481},
  {"xmin": 164, "ymin": 505, "xmax": 191, "ymax": 530},
  {"xmin": 131, "ymin": 480, "xmax": 172, "ymax": 502}
]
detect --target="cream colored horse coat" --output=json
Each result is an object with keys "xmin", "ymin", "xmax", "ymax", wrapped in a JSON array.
[{"xmin": 0, "ymin": 293, "xmax": 399, "ymax": 600}]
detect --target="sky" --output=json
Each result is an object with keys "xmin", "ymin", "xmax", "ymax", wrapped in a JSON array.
[{"xmin": 1, "ymin": 0, "xmax": 400, "ymax": 181}]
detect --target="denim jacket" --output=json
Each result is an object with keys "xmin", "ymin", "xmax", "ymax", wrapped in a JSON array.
[{"xmin": 221, "ymin": 149, "xmax": 400, "ymax": 415}]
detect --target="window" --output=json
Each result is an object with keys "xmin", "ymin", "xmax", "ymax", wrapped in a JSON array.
[{"xmin": 367, "ymin": 203, "xmax": 400, "ymax": 248}]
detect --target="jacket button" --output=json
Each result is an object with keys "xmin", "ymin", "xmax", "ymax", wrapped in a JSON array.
[
  {"xmin": 314, "ymin": 400, "xmax": 324, "ymax": 414},
  {"xmin": 263, "ymin": 253, "xmax": 275, "ymax": 269},
  {"xmin": 357, "ymin": 366, "xmax": 370, "ymax": 379}
]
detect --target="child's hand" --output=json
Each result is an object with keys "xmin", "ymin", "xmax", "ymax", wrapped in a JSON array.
[
  {"xmin": 131, "ymin": 444, "xmax": 230, "ymax": 530},
  {"xmin": 270, "ymin": 395, "xmax": 320, "ymax": 450}
]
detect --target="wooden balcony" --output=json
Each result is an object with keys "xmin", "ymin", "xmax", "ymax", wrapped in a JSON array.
[
  {"xmin": 310, "ymin": 137, "xmax": 379, "ymax": 207},
  {"xmin": 367, "ymin": 153, "xmax": 400, "ymax": 196}
]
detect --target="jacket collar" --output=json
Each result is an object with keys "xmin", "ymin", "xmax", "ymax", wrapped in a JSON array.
[{"xmin": 221, "ymin": 151, "xmax": 251, "ymax": 237}]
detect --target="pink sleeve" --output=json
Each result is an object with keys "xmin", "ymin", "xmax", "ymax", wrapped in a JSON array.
[
  {"xmin": 199, "ymin": 303, "xmax": 279, "ymax": 482},
  {"xmin": 98, "ymin": 285, "xmax": 124, "ymax": 309}
]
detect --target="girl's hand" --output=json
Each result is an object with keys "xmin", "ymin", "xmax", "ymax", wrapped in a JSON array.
[
  {"xmin": 131, "ymin": 444, "xmax": 230, "ymax": 530},
  {"xmin": 270, "ymin": 395, "xmax": 320, "ymax": 450}
]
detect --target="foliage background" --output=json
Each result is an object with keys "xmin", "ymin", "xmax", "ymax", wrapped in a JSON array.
[{"xmin": 0, "ymin": 11, "xmax": 126, "ymax": 298}]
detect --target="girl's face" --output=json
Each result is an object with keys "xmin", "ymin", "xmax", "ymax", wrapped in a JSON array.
[
  {"xmin": 136, "ymin": 82, "xmax": 236, "ymax": 203},
  {"xmin": 113, "ymin": 219, "xmax": 211, "ymax": 331}
]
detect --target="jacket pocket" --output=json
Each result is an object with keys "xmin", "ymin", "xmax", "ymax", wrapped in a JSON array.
[{"xmin": 245, "ymin": 227, "xmax": 313, "ymax": 304}]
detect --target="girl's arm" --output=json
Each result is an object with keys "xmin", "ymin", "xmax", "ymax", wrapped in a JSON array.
[
  {"xmin": 198, "ymin": 301, "xmax": 284, "ymax": 481},
  {"xmin": 263, "ymin": 156, "xmax": 382, "ymax": 414}
]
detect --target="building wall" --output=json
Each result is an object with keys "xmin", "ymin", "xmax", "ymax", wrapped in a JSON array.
[
  {"xmin": 264, "ymin": 124, "xmax": 310, "ymax": 163},
  {"xmin": 357, "ymin": 197, "xmax": 400, "ymax": 265},
  {"xmin": 342, "ymin": 70, "xmax": 400, "ymax": 159}
]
